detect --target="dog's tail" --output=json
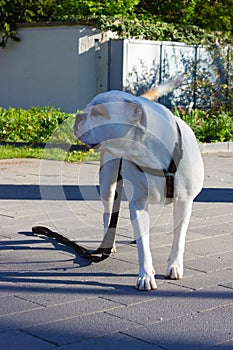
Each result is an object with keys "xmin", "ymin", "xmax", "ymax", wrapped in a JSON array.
[{"xmin": 141, "ymin": 76, "xmax": 183, "ymax": 101}]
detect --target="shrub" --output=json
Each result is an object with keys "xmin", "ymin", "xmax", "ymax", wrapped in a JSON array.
[
  {"xmin": 0, "ymin": 105, "xmax": 232, "ymax": 145},
  {"xmin": 0, "ymin": 106, "xmax": 74, "ymax": 143},
  {"xmin": 98, "ymin": 16, "xmax": 219, "ymax": 45},
  {"xmin": 174, "ymin": 108, "xmax": 233, "ymax": 143}
]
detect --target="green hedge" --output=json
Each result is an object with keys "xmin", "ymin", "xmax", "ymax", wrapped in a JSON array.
[
  {"xmin": 0, "ymin": 105, "xmax": 232, "ymax": 144},
  {"xmin": 0, "ymin": 106, "xmax": 76, "ymax": 143},
  {"xmin": 174, "ymin": 109, "xmax": 233, "ymax": 143}
]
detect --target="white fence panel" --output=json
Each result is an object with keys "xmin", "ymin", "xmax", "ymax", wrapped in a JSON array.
[{"xmin": 0, "ymin": 27, "xmax": 231, "ymax": 111}]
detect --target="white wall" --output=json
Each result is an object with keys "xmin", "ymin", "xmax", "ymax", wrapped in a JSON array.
[
  {"xmin": 1, "ymin": 27, "xmax": 224, "ymax": 112},
  {"xmin": 0, "ymin": 25, "xmax": 108, "ymax": 112}
]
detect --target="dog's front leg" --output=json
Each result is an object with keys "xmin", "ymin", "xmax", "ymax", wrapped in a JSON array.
[
  {"xmin": 99, "ymin": 154, "xmax": 121, "ymax": 252},
  {"xmin": 129, "ymin": 200, "xmax": 157, "ymax": 291},
  {"xmin": 166, "ymin": 199, "xmax": 193, "ymax": 279}
]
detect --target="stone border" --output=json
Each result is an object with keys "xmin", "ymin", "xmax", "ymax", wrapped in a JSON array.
[
  {"xmin": 199, "ymin": 142, "xmax": 233, "ymax": 153},
  {"xmin": 0, "ymin": 141, "xmax": 88, "ymax": 151},
  {"xmin": 1, "ymin": 141, "xmax": 233, "ymax": 154}
]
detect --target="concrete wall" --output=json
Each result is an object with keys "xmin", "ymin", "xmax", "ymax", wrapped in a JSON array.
[
  {"xmin": 0, "ymin": 25, "xmax": 109, "ymax": 112},
  {"xmin": 1, "ymin": 26, "xmax": 229, "ymax": 112}
]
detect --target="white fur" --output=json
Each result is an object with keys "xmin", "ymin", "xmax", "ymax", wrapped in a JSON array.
[{"xmin": 74, "ymin": 82, "xmax": 204, "ymax": 291}]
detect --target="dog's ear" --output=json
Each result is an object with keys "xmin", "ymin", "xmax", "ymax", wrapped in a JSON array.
[
  {"xmin": 91, "ymin": 104, "xmax": 110, "ymax": 119},
  {"xmin": 128, "ymin": 104, "xmax": 146, "ymax": 126}
]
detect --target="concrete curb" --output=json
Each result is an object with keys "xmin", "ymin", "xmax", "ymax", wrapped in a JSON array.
[
  {"xmin": 1, "ymin": 141, "xmax": 233, "ymax": 154},
  {"xmin": 199, "ymin": 141, "xmax": 233, "ymax": 153}
]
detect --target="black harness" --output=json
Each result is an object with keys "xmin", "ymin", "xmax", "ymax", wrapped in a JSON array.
[
  {"xmin": 136, "ymin": 121, "xmax": 183, "ymax": 198},
  {"xmin": 32, "ymin": 123, "xmax": 182, "ymax": 262}
]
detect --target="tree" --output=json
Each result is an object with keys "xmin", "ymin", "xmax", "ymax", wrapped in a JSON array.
[
  {"xmin": 51, "ymin": 0, "xmax": 140, "ymax": 18},
  {"xmin": 1, "ymin": 0, "xmax": 232, "ymax": 47},
  {"xmin": 136, "ymin": 0, "xmax": 198, "ymax": 25},
  {"xmin": 194, "ymin": 0, "xmax": 233, "ymax": 33},
  {"xmin": 0, "ymin": 0, "xmax": 56, "ymax": 47},
  {"xmin": 0, "ymin": 0, "xmax": 140, "ymax": 46},
  {"xmin": 136, "ymin": 0, "xmax": 233, "ymax": 33}
]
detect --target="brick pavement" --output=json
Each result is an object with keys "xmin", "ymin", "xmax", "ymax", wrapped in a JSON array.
[{"xmin": 0, "ymin": 152, "xmax": 232, "ymax": 349}]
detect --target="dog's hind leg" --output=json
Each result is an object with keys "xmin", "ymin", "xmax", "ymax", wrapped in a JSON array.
[{"xmin": 165, "ymin": 198, "xmax": 193, "ymax": 279}]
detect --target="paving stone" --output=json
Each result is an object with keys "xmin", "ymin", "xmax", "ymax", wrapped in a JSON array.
[
  {"xmin": 0, "ymin": 330, "xmax": 56, "ymax": 350},
  {"xmin": 218, "ymin": 281, "xmax": 233, "ymax": 290},
  {"xmin": 188, "ymin": 214, "xmax": 233, "ymax": 230},
  {"xmin": 0, "ymin": 294, "xmax": 42, "ymax": 316},
  {"xmin": 189, "ymin": 221, "xmax": 233, "ymax": 237},
  {"xmin": 185, "ymin": 252, "xmax": 233, "ymax": 273},
  {"xmin": 105, "ymin": 285, "xmax": 233, "ymax": 326},
  {"xmin": 98, "ymin": 278, "xmax": 197, "ymax": 306},
  {"xmin": 169, "ymin": 268, "xmax": 233, "ymax": 290},
  {"xmin": 191, "ymin": 203, "xmax": 233, "ymax": 218},
  {"xmin": 125, "ymin": 304, "xmax": 233, "ymax": 349},
  {"xmin": 0, "ymin": 278, "xmax": 123, "ymax": 307},
  {"xmin": 209, "ymin": 339, "xmax": 233, "ymax": 349},
  {"xmin": 23, "ymin": 312, "xmax": 138, "ymax": 346},
  {"xmin": 0, "ymin": 154, "xmax": 232, "ymax": 349},
  {"xmin": 185, "ymin": 235, "xmax": 233, "ymax": 256},
  {"xmin": 58, "ymin": 332, "xmax": 161, "ymax": 350},
  {"xmin": 0, "ymin": 297, "xmax": 123, "ymax": 332},
  {"xmin": 0, "ymin": 250, "xmax": 76, "ymax": 272}
]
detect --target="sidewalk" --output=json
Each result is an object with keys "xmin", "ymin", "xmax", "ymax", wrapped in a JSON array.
[{"xmin": 0, "ymin": 153, "xmax": 232, "ymax": 350}]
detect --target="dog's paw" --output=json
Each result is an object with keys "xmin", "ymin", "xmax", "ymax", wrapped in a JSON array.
[
  {"xmin": 136, "ymin": 271, "xmax": 157, "ymax": 291},
  {"xmin": 165, "ymin": 260, "xmax": 183, "ymax": 280},
  {"xmin": 111, "ymin": 246, "xmax": 117, "ymax": 254}
]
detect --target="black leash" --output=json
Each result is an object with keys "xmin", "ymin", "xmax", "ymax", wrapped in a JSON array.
[
  {"xmin": 32, "ymin": 158, "xmax": 123, "ymax": 263},
  {"xmin": 32, "ymin": 124, "xmax": 182, "ymax": 260}
]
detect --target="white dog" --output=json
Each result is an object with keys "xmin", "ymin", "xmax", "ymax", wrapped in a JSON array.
[{"xmin": 74, "ymin": 79, "xmax": 204, "ymax": 291}]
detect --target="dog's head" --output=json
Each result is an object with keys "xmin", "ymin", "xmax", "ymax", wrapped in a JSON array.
[{"xmin": 74, "ymin": 91, "xmax": 146, "ymax": 148}]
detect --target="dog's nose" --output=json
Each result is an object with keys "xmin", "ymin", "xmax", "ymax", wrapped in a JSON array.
[
  {"xmin": 74, "ymin": 113, "xmax": 88, "ymax": 138},
  {"xmin": 74, "ymin": 113, "xmax": 88, "ymax": 133}
]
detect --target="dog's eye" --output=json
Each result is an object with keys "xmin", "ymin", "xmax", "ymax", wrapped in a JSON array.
[
  {"xmin": 91, "ymin": 105, "xmax": 110, "ymax": 119},
  {"xmin": 77, "ymin": 113, "xmax": 87, "ymax": 122}
]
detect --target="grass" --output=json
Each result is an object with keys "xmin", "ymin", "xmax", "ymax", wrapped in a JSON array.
[
  {"xmin": 0, "ymin": 145, "xmax": 100, "ymax": 162},
  {"xmin": 0, "ymin": 106, "xmax": 101, "ymax": 162},
  {"xmin": 0, "ymin": 105, "xmax": 232, "ymax": 162}
]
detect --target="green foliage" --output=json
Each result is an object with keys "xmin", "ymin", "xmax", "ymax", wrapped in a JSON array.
[
  {"xmin": 174, "ymin": 108, "xmax": 233, "ymax": 143},
  {"xmin": 0, "ymin": 0, "xmax": 56, "ymax": 47},
  {"xmin": 0, "ymin": 0, "xmax": 140, "ymax": 46},
  {"xmin": 136, "ymin": 0, "xmax": 233, "ymax": 34},
  {"xmin": 194, "ymin": 0, "xmax": 233, "ymax": 33},
  {"xmin": 64, "ymin": 148, "xmax": 99, "ymax": 162},
  {"xmin": 0, "ymin": 105, "xmax": 100, "ymax": 162},
  {"xmin": 0, "ymin": 106, "xmax": 72, "ymax": 142},
  {"xmin": 189, "ymin": 45, "xmax": 233, "ymax": 111},
  {"xmin": 173, "ymin": 44, "xmax": 233, "ymax": 143},
  {"xmin": 136, "ymin": 0, "xmax": 198, "ymax": 26},
  {"xmin": 0, "ymin": 105, "xmax": 232, "ymax": 153},
  {"xmin": 98, "ymin": 16, "xmax": 217, "ymax": 45},
  {"xmin": 0, "ymin": 145, "xmax": 99, "ymax": 162},
  {"xmin": 51, "ymin": 0, "xmax": 139, "ymax": 18},
  {"xmin": 1, "ymin": 0, "xmax": 232, "ymax": 48}
]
